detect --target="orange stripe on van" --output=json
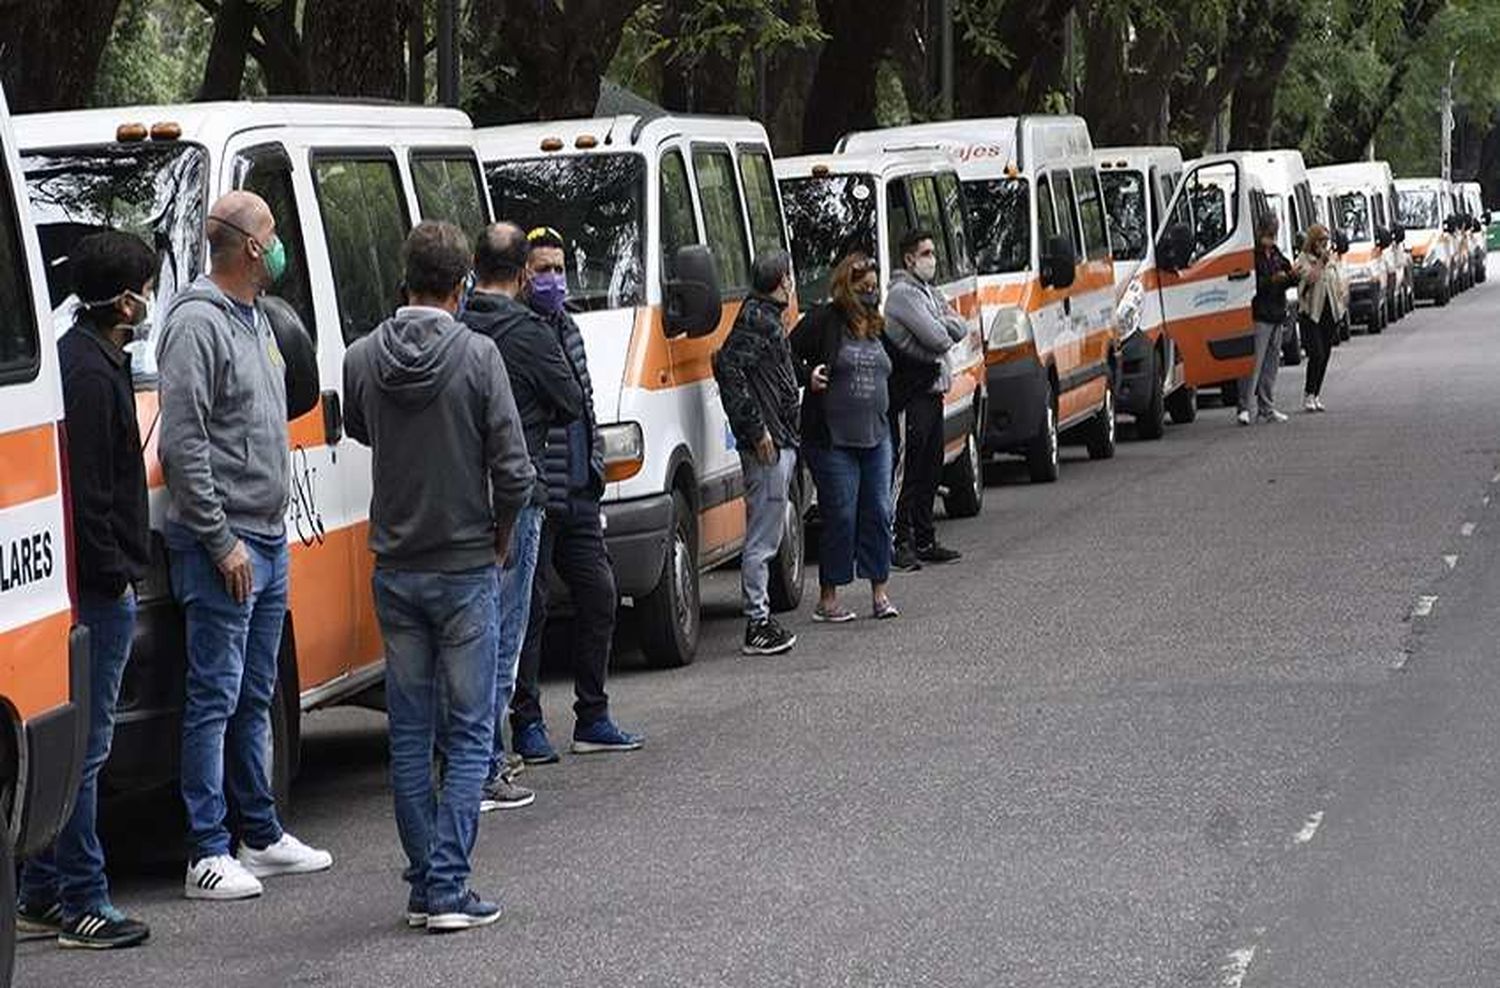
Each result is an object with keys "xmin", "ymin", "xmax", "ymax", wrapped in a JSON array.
[
  {"xmin": 0, "ymin": 424, "xmax": 59, "ymax": 510},
  {"xmin": 0, "ymin": 609, "xmax": 71, "ymax": 719},
  {"xmin": 623, "ymin": 302, "xmax": 744, "ymax": 392},
  {"xmin": 288, "ymin": 408, "xmax": 325, "ymax": 450},
  {"xmin": 700, "ymin": 497, "xmax": 745, "ymax": 555},
  {"xmin": 1156, "ymin": 249, "xmax": 1255, "ymax": 288}
]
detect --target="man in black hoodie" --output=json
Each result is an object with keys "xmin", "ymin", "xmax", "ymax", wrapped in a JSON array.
[
  {"xmin": 344, "ymin": 221, "xmax": 533, "ymax": 933},
  {"xmin": 458, "ymin": 222, "xmax": 582, "ymax": 812}
]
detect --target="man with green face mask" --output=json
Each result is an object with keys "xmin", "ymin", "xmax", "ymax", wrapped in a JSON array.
[{"xmin": 158, "ymin": 190, "xmax": 333, "ymax": 903}]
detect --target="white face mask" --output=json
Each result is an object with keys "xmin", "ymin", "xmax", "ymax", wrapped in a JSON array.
[{"xmin": 912, "ymin": 256, "xmax": 938, "ymax": 283}]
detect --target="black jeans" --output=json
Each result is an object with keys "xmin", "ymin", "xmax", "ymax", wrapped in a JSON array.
[
  {"xmin": 510, "ymin": 494, "xmax": 615, "ymax": 730},
  {"xmin": 892, "ymin": 390, "xmax": 944, "ymax": 550},
  {"xmin": 1302, "ymin": 310, "xmax": 1335, "ymax": 396}
]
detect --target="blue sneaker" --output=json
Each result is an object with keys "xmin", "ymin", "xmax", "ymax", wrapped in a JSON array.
[
  {"xmin": 513, "ymin": 721, "xmax": 560, "ymax": 765},
  {"xmin": 571, "ymin": 718, "xmax": 644, "ymax": 754},
  {"xmin": 405, "ymin": 890, "xmax": 428, "ymax": 929},
  {"xmin": 426, "ymin": 890, "xmax": 502, "ymax": 934}
]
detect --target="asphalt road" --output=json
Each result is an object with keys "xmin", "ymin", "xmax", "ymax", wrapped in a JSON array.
[{"xmin": 18, "ymin": 273, "xmax": 1500, "ymax": 987}]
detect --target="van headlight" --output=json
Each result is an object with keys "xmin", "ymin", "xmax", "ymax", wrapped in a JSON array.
[
  {"xmin": 599, "ymin": 422, "xmax": 644, "ymax": 482},
  {"xmin": 987, "ymin": 307, "xmax": 1034, "ymax": 349}
]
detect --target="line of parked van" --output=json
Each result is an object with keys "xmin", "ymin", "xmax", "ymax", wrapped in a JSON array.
[{"xmin": 0, "ymin": 93, "xmax": 1489, "ymax": 944}]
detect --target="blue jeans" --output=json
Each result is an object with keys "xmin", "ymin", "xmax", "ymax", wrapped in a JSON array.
[
  {"xmin": 490, "ymin": 504, "xmax": 544, "ymax": 778},
  {"xmin": 374, "ymin": 566, "xmax": 499, "ymax": 910},
  {"xmin": 170, "ymin": 530, "xmax": 287, "ymax": 861},
  {"xmin": 20, "ymin": 590, "xmax": 136, "ymax": 917},
  {"xmin": 809, "ymin": 440, "xmax": 893, "ymax": 587}
]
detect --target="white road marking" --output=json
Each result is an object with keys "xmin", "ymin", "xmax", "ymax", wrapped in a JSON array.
[
  {"xmin": 1221, "ymin": 946, "xmax": 1257, "ymax": 987},
  {"xmin": 1443, "ymin": 554, "xmax": 1458, "ymax": 569},
  {"xmin": 1492, "ymin": 471, "xmax": 1499, "ymax": 483},
  {"xmin": 1461, "ymin": 522, "xmax": 1477, "ymax": 537},
  {"xmin": 1412, "ymin": 595, "xmax": 1438, "ymax": 618},
  {"xmin": 1294, "ymin": 810, "xmax": 1325, "ymax": 844},
  {"xmin": 1484, "ymin": 495, "xmax": 1492, "ymax": 506}
]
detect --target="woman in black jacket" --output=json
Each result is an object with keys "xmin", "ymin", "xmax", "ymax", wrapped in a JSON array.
[{"xmin": 790, "ymin": 252, "xmax": 898, "ymax": 621}]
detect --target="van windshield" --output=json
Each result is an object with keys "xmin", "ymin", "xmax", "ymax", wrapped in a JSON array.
[
  {"xmin": 1099, "ymin": 170, "xmax": 1147, "ymax": 261},
  {"xmin": 21, "ymin": 142, "xmax": 208, "ymax": 319},
  {"xmin": 1334, "ymin": 192, "xmax": 1371, "ymax": 241},
  {"xmin": 780, "ymin": 174, "xmax": 878, "ymax": 304},
  {"xmin": 962, "ymin": 178, "xmax": 1029, "ymax": 274},
  {"xmin": 486, "ymin": 153, "xmax": 645, "ymax": 312},
  {"xmin": 1398, "ymin": 190, "xmax": 1440, "ymax": 230}
]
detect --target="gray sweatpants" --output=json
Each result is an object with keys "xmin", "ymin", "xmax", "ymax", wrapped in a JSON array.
[
  {"xmin": 1238, "ymin": 319, "xmax": 1283, "ymax": 417},
  {"xmin": 740, "ymin": 447, "xmax": 797, "ymax": 622}
]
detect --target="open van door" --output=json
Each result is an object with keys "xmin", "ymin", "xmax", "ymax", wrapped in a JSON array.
[{"xmin": 1152, "ymin": 157, "xmax": 1261, "ymax": 388}]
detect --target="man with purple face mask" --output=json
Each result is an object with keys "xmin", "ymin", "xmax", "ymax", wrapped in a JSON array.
[{"xmin": 508, "ymin": 228, "xmax": 643, "ymax": 764}]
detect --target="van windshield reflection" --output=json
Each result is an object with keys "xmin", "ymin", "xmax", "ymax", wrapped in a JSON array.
[
  {"xmin": 1100, "ymin": 170, "xmax": 1147, "ymax": 262},
  {"xmin": 1398, "ymin": 190, "xmax": 1440, "ymax": 230},
  {"xmin": 962, "ymin": 178, "xmax": 1029, "ymax": 274},
  {"xmin": 780, "ymin": 174, "xmax": 878, "ymax": 304}
]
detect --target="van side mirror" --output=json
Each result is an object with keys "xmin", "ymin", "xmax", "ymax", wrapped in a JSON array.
[
  {"xmin": 1155, "ymin": 223, "xmax": 1194, "ymax": 273},
  {"xmin": 1483, "ymin": 211, "xmax": 1492, "ymax": 226},
  {"xmin": 664, "ymin": 245, "xmax": 723, "ymax": 339},
  {"xmin": 1039, "ymin": 235, "xmax": 1076, "ymax": 289},
  {"xmin": 261, "ymin": 295, "xmax": 320, "ymax": 420},
  {"xmin": 1374, "ymin": 227, "xmax": 1392, "ymax": 249},
  {"xmin": 1334, "ymin": 230, "xmax": 1351, "ymax": 255},
  {"xmin": 1393, "ymin": 223, "xmax": 1406, "ymax": 244},
  {"xmin": 1293, "ymin": 231, "xmax": 1307, "ymax": 253},
  {"xmin": 1443, "ymin": 216, "xmax": 1457, "ymax": 234}
]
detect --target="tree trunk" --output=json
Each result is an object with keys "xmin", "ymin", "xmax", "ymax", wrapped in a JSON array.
[
  {"xmin": 198, "ymin": 0, "xmax": 256, "ymax": 101},
  {"xmin": 304, "ymin": 0, "xmax": 405, "ymax": 99},
  {"xmin": 1227, "ymin": 12, "xmax": 1300, "ymax": 151},
  {"xmin": 954, "ymin": 0, "xmax": 1075, "ymax": 118},
  {"xmin": 801, "ymin": 0, "xmax": 912, "ymax": 153},
  {"xmin": 657, "ymin": 0, "xmax": 742, "ymax": 117},
  {"xmin": 0, "ymin": 0, "xmax": 125, "ymax": 111},
  {"xmin": 1077, "ymin": 1, "xmax": 1129, "ymax": 143}
]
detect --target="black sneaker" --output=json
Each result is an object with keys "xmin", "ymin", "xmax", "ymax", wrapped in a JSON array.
[
  {"xmin": 916, "ymin": 543, "xmax": 962, "ymax": 564},
  {"xmin": 742, "ymin": 618, "xmax": 796, "ymax": 656},
  {"xmin": 479, "ymin": 775, "xmax": 536, "ymax": 812},
  {"xmin": 892, "ymin": 545, "xmax": 923, "ymax": 572},
  {"xmin": 17, "ymin": 899, "xmax": 63, "ymax": 938},
  {"xmin": 58, "ymin": 906, "xmax": 150, "ymax": 950}
]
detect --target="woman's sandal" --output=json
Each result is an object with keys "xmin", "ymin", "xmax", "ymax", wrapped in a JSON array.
[
  {"xmin": 872, "ymin": 598, "xmax": 900, "ymax": 620},
  {"xmin": 812, "ymin": 603, "xmax": 857, "ymax": 623}
]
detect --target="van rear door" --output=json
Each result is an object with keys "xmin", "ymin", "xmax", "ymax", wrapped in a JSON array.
[{"xmin": 1153, "ymin": 158, "xmax": 1259, "ymax": 387}]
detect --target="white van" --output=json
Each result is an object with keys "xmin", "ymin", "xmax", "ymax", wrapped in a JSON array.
[
  {"xmin": 837, "ymin": 117, "xmax": 1120, "ymax": 482},
  {"xmin": 1310, "ymin": 161, "xmax": 1414, "ymax": 327},
  {"xmin": 476, "ymin": 115, "xmax": 803, "ymax": 668},
  {"xmin": 1096, "ymin": 146, "xmax": 1195, "ymax": 431},
  {"xmin": 1242, "ymin": 151, "xmax": 1317, "ymax": 363},
  {"xmin": 1395, "ymin": 177, "xmax": 1459, "ymax": 305},
  {"xmin": 18, "ymin": 101, "xmax": 494, "ymax": 799},
  {"xmin": 775, "ymin": 148, "xmax": 986, "ymax": 514},
  {"xmin": 0, "ymin": 84, "xmax": 87, "ymax": 983},
  {"xmin": 1458, "ymin": 180, "xmax": 1488, "ymax": 284}
]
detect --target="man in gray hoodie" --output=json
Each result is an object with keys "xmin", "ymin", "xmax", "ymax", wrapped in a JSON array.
[
  {"xmin": 159, "ymin": 191, "xmax": 332, "ymax": 903},
  {"xmin": 884, "ymin": 228, "xmax": 968, "ymax": 570},
  {"xmin": 343, "ymin": 221, "xmax": 534, "ymax": 933}
]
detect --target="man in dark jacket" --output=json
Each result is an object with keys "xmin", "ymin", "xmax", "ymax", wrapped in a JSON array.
[
  {"xmin": 714, "ymin": 249, "xmax": 800, "ymax": 655},
  {"xmin": 16, "ymin": 232, "xmax": 153, "ymax": 950},
  {"xmin": 459, "ymin": 222, "xmax": 582, "ymax": 811},
  {"xmin": 344, "ymin": 221, "xmax": 534, "ymax": 933},
  {"xmin": 509, "ymin": 227, "xmax": 643, "ymax": 764},
  {"xmin": 1240, "ymin": 211, "xmax": 1294, "ymax": 425}
]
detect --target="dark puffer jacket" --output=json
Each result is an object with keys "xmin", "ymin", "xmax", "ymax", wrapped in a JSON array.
[
  {"xmin": 713, "ymin": 293, "xmax": 800, "ymax": 451},
  {"xmin": 538, "ymin": 307, "xmax": 606, "ymax": 512}
]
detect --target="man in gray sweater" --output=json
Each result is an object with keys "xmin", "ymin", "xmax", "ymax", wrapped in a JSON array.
[
  {"xmin": 343, "ymin": 221, "xmax": 533, "ymax": 933},
  {"xmin": 884, "ymin": 229, "xmax": 968, "ymax": 569}
]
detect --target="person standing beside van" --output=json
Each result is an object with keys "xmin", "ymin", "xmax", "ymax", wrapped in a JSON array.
[
  {"xmin": 459, "ymin": 221, "xmax": 583, "ymax": 812},
  {"xmin": 714, "ymin": 249, "xmax": 801, "ymax": 656},
  {"xmin": 1295, "ymin": 223, "xmax": 1345, "ymax": 412},
  {"xmin": 1239, "ymin": 212, "xmax": 1295, "ymax": 426},
  {"xmin": 509, "ymin": 227, "xmax": 644, "ymax": 764},
  {"xmin": 792, "ymin": 252, "xmax": 899, "ymax": 621},
  {"xmin": 344, "ymin": 221, "xmax": 534, "ymax": 933},
  {"xmin": 158, "ymin": 191, "xmax": 332, "ymax": 902},
  {"xmin": 884, "ymin": 230, "xmax": 966, "ymax": 569},
  {"xmin": 16, "ymin": 233, "xmax": 155, "ymax": 949}
]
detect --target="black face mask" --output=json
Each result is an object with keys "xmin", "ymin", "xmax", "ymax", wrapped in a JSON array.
[{"xmin": 856, "ymin": 290, "xmax": 880, "ymax": 309}]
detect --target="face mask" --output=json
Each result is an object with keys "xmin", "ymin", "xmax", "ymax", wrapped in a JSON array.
[
  {"xmin": 261, "ymin": 236, "xmax": 288, "ymax": 284},
  {"xmin": 856, "ymin": 289, "xmax": 880, "ymax": 309},
  {"xmin": 529, "ymin": 271, "xmax": 568, "ymax": 315},
  {"xmin": 912, "ymin": 256, "xmax": 938, "ymax": 282}
]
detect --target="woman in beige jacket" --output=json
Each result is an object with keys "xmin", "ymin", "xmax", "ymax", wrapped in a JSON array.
[{"xmin": 1295, "ymin": 224, "xmax": 1347, "ymax": 412}]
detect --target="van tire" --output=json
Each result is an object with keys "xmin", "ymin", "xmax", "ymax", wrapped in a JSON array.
[
  {"xmin": 637, "ymin": 489, "xmax": 700, "ymax": 669},
  {"xmin": 1219, "ymin": 380, "xmax": 1240, "ymax": 407},
  {"xmin": 1025, "ymin": 389, "xmax": 1060, "ymax": 484},
  {"xmin": 1135, "ymin": 356, "xmax": 1167, "ymax": 440},
  {"xmin": 1084, "ymin": 386, "xmax": 1117, "ymax": 460},
  {"xmin": 767, "ymin": 472, "xmax": 806, "ymax": 613},
  {"xmin": 0, "ymin": 829, "xmax": 14, "ymax": 987},
  {"xmin": 1165, "ymin": 385, "xmax": 1197, "ymax": 425},
  {"xmin": 1437, "ymin": 281, "xmax": 1451, "ymax": 306},
  {"xmin": 1280, "ymin": 319, "xmax": 1302, "ymax": 366},
  {"xmin": 942, "ymin": 416, "xmax": 985, "ymax": 518},
  {"xmin": 268, "ymin": 655, "xmax": 300, "ymax": 811},
  {"xmin": 1369, "ymin": 302, "xmax": 1386, "ymax": 335}
]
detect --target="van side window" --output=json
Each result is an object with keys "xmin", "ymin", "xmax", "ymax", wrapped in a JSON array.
[
  {"xmin": 909, "ymin": 175, "xmax": 953, "ymax": 279},
  {"xmin": 1051, "ymin": 170, "xmax": 1083, "ymax": 261},
  {"xmin": 1036, "ymin": 174, "xmax": 1060, "ymax": 247},
  {"xmin": 887, "ymin": 178, "xmax": 914, "ymax": 269},
  {"xmin": 0, "ymin": 159, "xmax": 39, "ymax": 383},
  {"xmin": 235, "ymin": 144, "xmax": 316, "ymax": 340},
  {"xmin": 312, "ymin": 154, "xmax": 411, "ymax": 345},
  {"xmin": 1182, "ymin": 162, "xmax": 1239, "ymax": 259},
  {"xmin": 659, "ymin": 149, "xmax": 699, "ymax": 280},
  {"xmin": 1073, "ymin": 167, "xmax": 1109, "ymax": 261},
  {"xmin": 691, "ymin": 146, "xmax": 752, "ymax": 294},
  {"xmin": 411, "ymin": 153, "xmax": 488, "ymax": 237},
  {"xmin": 1372, "ymin": 192, "xmax": 1387, "ymax": 229},
  {"xmin": 936, "ymin": 171, "xmax": 974, "ymax": 277},
  {"xmin": 737, "ymin": 147, "xmax": 785, "ymax": 256}
]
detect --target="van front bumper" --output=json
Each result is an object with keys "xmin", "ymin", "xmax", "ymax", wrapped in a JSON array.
[
  {"xmin": 604, "ymin": 494, "xmax": 673, "ymax": 598},
  {"xmin": 983, "ymin": 350, "xmax": 1050, "ymax": 453},
  {"xmin": 1413, "ymin": 261, "xmax": 1447, "ymax": 296},
  {"xmin": 15, "ymin": 623, "xmax": 89, "ymax": 856},
  {"xmin": 1114, "ymin": 332, "xmax": 1155, "ymax": 418},
  {"xmin": 1348, "ymin": 280, "xmax": 1382, "ymax": 323}
]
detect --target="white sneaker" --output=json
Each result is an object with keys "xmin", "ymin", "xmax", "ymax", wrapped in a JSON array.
[
  {"xmin": 1236, "ymin": 410, "xmax": 1252, "ymax": 426},
  {"xmin": 1314, "ymin": 396, "xmax": 1327, "ymax": 412},
  {"xmin": 1303, "ymin": 395, "xmax": 1318, "ymax": 412},
  {"xmin": 1260, "ymin": 410, "xmax": 1289, "ymax": 423},
  {"xmin": 237, "ymin": 832, "xmax": 334, "ymax": 879},
  {"xmin": 185, "ymin": 854, "xmax": 263, "ymax": 900}
]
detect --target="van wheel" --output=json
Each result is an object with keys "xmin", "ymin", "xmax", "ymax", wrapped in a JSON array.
[
  {"xmin": 1025, "ymin": 390, "xmax": 1060, "ymax": 483},
  {"xmin": 1165, "ymin": 384, "xmax": 1197, "ymax": 425},
  {"xmin": 1280, "ymin": 319, "xmax": 1302, "ymax": 366},
  {"xmin": 1084, "ymin": 386, "xmax": 1117, "ymax": 460},
  {"xmin": 1437, "ymin": 281, "xmax": 1451, "ymax": 306},
  {"xmin": 1369, "ymin": 302, "xmax": 1386, "ymax": 335},
  {"xmin": 1135, "ymin": 356, "xmax": 1166, "ymax": 440},
  {"xmin": 767, "ymin": 472, "xmax": 806, "ymax": 613},
  {"xmin": 1339, "ymin": 316, "xmax": 1352, "ymax": 341},
  {"xmin": 637, "ymin": 489, "xmax": 700, "ymax": 669},
  {"xmin": 0, "ymin": 830, "xmax": 14, "ymax": 988},
  {"xmin": 268, "ymin": 660, "xmax": 300, "ymax": 811},
  {"xmin": 942, "ymin": 416, "xmax": 985, "ymax": 518},
  {"xmin": 1219, "ymin": 380, "xmax": 1240, "ymax": 407}
]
